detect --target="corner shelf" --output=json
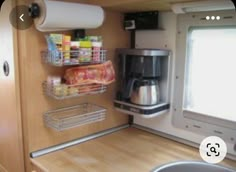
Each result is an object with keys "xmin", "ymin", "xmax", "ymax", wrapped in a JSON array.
[
  {"xmin": 43, "ymin": 82, "xmax": 106, "ymax": 100},
  {"xmin": 41, "ymin": 49, "xmax": 107, "ymax": 66},
  {"xmin": 44, "ymin": 103, "xmax": 106, "ymax": 131},
  {"xmin": 114, "ymin": 100, "xmax": 170, "ymax": 118}
]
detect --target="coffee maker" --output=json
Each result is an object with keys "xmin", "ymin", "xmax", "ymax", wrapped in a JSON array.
[
  {"xmin": 117, "ymin": 49, "xmax": 166, "ymax": 105},
  {"xmin": 114, "ymin": 48, "xmax": 170, "ymax": 117}
]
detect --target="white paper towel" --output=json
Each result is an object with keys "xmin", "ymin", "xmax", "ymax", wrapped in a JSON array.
[{"xmin": 34, "ymin": 0, "xmax": 105, "ymax": 32}]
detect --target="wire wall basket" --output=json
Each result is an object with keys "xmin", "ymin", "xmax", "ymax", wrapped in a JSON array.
[
  {"xmin": 43, "ymin": 82, "xmax": 107, "ymax": 100},
  {"xmin": 41, "ymin": 49, "xmax": 107, "ymax": 66},
  {"xmin": 44, "ymin": 103, "xmax": 106, "ymax": 131}
]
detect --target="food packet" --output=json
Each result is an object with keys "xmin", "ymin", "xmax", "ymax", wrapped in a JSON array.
[{"xmin": 64, "ymin": 60, "xmax": 115, "ymax": 85}]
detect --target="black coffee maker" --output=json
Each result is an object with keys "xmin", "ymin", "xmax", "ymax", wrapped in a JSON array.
[{"xmin": 116, "ymin": 49, "xmax": 167, "ymax": 106}]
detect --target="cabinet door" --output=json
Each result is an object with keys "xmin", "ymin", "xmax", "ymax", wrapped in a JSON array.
[{"xmin": 0, "ymin": 0, "xmax": 24, "ymax": 171}]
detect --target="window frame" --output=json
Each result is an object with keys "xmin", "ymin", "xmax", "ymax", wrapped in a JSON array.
[{"xmin": 173, "ymin": 10, "xmax": 236, "ymax": 144}]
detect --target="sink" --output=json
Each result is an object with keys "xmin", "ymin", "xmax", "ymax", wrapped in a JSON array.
[{"xmin": 152, "ymin": 161, "xmax": 235, "ymax": 172}]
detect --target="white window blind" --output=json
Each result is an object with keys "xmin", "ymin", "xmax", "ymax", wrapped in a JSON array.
[{"xmin": 184, "ymin": 28, "xmax": 236, "ymax": 122}]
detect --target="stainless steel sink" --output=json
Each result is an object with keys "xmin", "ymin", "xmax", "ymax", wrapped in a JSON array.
[{"xmin": 152, "ymin": 161, "xmax": 236, "ymax": 172}]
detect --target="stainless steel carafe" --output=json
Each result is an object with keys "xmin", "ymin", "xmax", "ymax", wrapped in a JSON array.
[{"xmin": 129, "ymin": 79, "xmax": 160, "ymax": 105}]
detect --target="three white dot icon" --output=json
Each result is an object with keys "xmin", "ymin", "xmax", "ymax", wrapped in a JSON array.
[{"xmin": 206, "ymin": 16, "xmax": 221, "ymax": 20}]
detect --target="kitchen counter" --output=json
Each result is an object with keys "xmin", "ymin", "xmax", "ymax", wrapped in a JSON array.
[{"xmin": 31, "ymin": 127, "xmax": 236, "ymax": 172}]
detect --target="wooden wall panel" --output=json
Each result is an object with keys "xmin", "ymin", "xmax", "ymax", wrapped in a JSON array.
[
  {"xmin": 16, "ymin": 0, "xmax": 129, "ymax": 170},
  {"xmin": 0, "ymin": 0, "xmax": 25, "ymax": 172}
]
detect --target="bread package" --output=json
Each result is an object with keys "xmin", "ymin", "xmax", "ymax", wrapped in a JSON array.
[{"xmin": 64, "ymin": 60, "xmax": 115, "ymax": 85}]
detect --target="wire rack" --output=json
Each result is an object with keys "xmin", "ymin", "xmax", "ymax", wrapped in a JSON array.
[
  {"xmin": 41, "ymin": 49, "xmax": 107, "ymax": 66},
  {"xmin": 43, "ymin": 82, "xmax": 107, "ymax": 100},
  {"xmin": 44, "ymin": 103, "xmax": 106, "ymax": 131}
]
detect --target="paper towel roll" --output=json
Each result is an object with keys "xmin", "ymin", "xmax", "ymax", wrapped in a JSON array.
[{"xmin": 34, "ymin": 0, "xmax": 104, "ymax": 32}]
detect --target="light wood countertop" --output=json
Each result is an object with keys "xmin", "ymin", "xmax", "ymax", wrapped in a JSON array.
[{"xmin": 31, "ymin": 128, "xmax": 236, "ymax": 172}]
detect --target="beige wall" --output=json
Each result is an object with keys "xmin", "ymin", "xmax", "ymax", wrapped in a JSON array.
[{"xmin": 134, "ymin": 11, "xmax": 203, "ymax": 145}]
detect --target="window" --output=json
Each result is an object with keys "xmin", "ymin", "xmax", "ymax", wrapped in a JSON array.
[
  {"xmin": 173, "ymin": 11, "xmax": 236, "ymax": 145},
  {"xmin": 184, "ymin": 27, "xmax": 236, "ymax": 123}
]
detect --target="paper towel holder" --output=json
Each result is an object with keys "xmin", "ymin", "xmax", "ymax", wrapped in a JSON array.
[
  {"xmin": 29, "ymin": 3, "xmax": 40, "ymax": 18},
  {"xmin": 29, "ymin": 3, "xmax": 86, "ymax": 36},
  {"xmin": 28, "ymin": 1, "xmax": 105, "ymax": 32}
]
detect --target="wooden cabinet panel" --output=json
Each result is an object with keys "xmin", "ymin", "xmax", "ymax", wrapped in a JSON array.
[
  {"xmin": 0, "ymin": 0, "xmax": 24, "ymax": 172},
  {"xmin": 17, "ymin": 9, "xmax": 129, "ymax": 151},
  {"xmin": 16, "ymin": 0, "xmax": 129, "ymax": 171}
]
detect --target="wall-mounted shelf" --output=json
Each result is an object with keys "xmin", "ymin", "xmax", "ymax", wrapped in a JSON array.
[
  {"xmin": 41, "ymin": 49, "xmax": 107, "ymax": 66},
  {"xmin": 114, "ymin": 100, "xmax": 170, "ymax": 118},
  {"xmin": 44, "ymin": 103, "xmax": 106, "ymax": 131},
  {"xmin": 43, "ymin": 82, "xmax": 106, "ymax": 100}
]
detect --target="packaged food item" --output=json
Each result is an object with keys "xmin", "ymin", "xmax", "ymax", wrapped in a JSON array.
[
  {"xmin": 45, "ymin": 35, "xmax": 60, "ymax": 63},
  {"xmin": 49, "ymin": 34, "xmax": 63, "ymax": 51},
  {"xmin": 92, "ymin": 41, "xmax": 102, "ymax": 62},
  {"xmin": 64, "ymin": 60, "xmax": 115, "ymax": 85},
  {"xmin": 85, "ymin": 36, "xmax": 103, "ymax": 62},
  {"xmin": 70, "ymin": 41, "xmax": 80, "ymax": 63},
  {"xmin": 63, "ymin": 35, "xmax": 71, "ymax": 63},
  {"xmin": 61, "ymin": 84, "xmax": 68, "ymax": 96},
  {"xmin": 87, "ymin": 36, "xmax": 102, "ymax": 42},
  {"xmin": 68, "ymin": 86, "xmax": 78, "ymax": 95},
  {"xmin": 53, "ymin": 84, "xmax": 68, "ymax": 97},
  {"xmin": 47, "ymin": 76, "xmax": 68, "ymax": 97},
  {"xmin": 53, "ymin": 85, "xmax": 63, "ymax": 96},
  {"xmin": 79, "ymin": 41, "xmax": 92, "ymax": 63},
  {"xmin": 47, "ymin": 76, "xmax": 61, "ymax": 86}
]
